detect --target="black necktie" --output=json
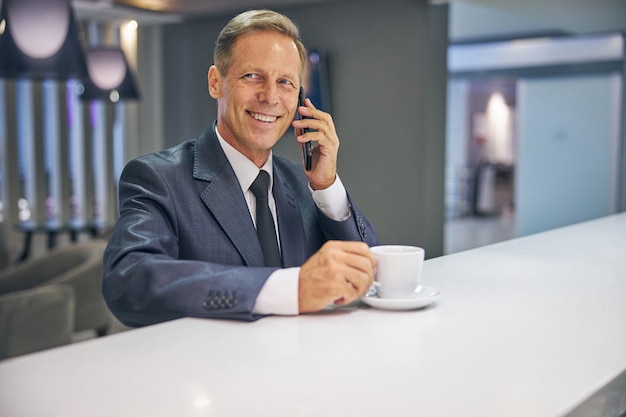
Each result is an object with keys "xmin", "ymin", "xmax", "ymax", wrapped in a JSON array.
[{"xmin": 249, "ymin": 170, "xmax": 282, "ymax": 267}]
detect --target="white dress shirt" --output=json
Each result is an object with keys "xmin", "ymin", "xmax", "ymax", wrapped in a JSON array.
[{"xmin": 215, "ymin": 129, "xmax": 350, "ymax": 315}]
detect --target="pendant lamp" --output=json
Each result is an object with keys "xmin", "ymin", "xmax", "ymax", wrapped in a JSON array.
[
  {"xmin": 78, "ymin": 47, "xmax": 140, "ymax": 102},
  {"xmin": 0, "ymin": 0, "xmax": 88, "ymax": 79}
]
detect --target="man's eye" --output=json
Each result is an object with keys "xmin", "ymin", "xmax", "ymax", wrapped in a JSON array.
[
  {"xmin": 278, "ymin": 79, "xmax": 295, "ymax": 88},
  {"xmin": 243, "ymin": 74, "xmax": 262, "ymax": 82}
]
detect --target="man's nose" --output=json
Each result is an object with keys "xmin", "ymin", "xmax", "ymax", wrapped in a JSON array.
[{"xmin": 258, "ymin": 82, "xmax": 279, "ymax": 104}]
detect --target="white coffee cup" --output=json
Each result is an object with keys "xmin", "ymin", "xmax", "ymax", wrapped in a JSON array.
[{"xmin": 371, "ymin": 245, "xmax": 425, "ymax": 299}]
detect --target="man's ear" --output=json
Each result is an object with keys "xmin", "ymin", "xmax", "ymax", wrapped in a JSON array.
[{"xmin": 208, "ymin": 65, "xmax": 221, "ymax": 99}]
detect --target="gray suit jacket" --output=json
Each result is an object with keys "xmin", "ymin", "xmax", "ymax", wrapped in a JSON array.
[{"xmin": 103, "ymin": 124, "xmax": 378, "ymax": 325}]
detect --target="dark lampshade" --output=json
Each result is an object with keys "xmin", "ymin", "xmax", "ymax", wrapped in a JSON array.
[
  {"xmin": 0, "ymin": 0, "xmax": 88, "ymax": 79},
  {"xmin": 78, "ymin": 47, "xmax": 140, "ymax": 102}
]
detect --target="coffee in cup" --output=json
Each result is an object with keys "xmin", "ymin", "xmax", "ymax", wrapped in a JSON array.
[{"xmin": 371, "ymin": 245, "xmax": 425, "ymax": 299}]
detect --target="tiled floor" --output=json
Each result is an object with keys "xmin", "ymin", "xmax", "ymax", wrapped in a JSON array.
[{"xmin": 444, "ymin": 213, "xmax": 516, "ymax": 255}]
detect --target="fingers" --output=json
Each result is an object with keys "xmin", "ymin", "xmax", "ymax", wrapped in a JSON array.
[
  {"xmin": 298, "ymin": 241, "xmax": 377, "ymax": 313},
  {"xmin": 292, "ymin": 99, "xmax": 337, "ymax": 147},
  {"xmin": 292, "ymin": 99, "xmax": 340, "ymax": 189}
]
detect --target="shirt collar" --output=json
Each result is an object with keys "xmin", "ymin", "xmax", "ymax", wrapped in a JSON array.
[{"xmin": 214, "ymin": 126, "xmax": 273, "ymax": 192}]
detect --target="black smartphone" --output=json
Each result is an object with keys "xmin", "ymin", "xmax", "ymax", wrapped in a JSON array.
[{"xmin": 297, "ymin": 87, "xmax": 313, "ymax": 171}]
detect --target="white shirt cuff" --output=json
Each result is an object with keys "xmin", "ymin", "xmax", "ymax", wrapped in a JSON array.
[
  {"xmin": 252, "ymin": 267, "xmax": 300, "ymax": 315},
  {"xmin": 310, "ymin": 175, "xmax": 351, "ymax": 221}
]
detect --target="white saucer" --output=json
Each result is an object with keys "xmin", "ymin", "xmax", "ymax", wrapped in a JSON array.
[{"xmin": 361, "ymin": 286, "xmax": 440, "ymax": 311}]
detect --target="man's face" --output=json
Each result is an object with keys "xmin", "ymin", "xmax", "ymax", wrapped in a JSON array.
[{"xmin": 208, "ymin": 30, "xmax": 302, "ymax": 166}]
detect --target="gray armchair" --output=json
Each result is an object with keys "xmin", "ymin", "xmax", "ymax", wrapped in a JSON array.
[
  {"xmin": 0, "ymin": 285, "xmax": 75, "ymax": 360},
  {"xmin": 0, "ymin": 240, "xmax": 110, "ymax": 336}
]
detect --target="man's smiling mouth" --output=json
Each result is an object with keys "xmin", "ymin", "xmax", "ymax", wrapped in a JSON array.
[{"xmin": 249, "ymin": 111, "xmax": 278, "ymax": 123}]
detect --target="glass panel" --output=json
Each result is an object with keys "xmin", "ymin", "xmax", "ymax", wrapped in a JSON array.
[
  {"xmin": 66, "ymin": 80, "xmax": 85, "ymax": 228},
  {"xmin": 16, "ymin": 80, "xmax": 36, "ymax": 225},
  {"xmin": 43, "ymin": 80, "xmax": 62, "ymax": 227}
]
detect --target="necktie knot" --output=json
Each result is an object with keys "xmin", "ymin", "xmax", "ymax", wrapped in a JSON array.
[{"xmin": 250, "ymin": 170, "xmax": 270, "ymax": 198}]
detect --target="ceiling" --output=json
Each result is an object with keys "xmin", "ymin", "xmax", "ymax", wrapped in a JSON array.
[
  {"xmin": 72, "ymin": 0, "xmax": 348, "ymax": 23},
  {"xmin": 71, "ymin": 0, "xmax": 626, "ymax": 40},
  {"xmin": 112, "ymin": 0, "xmax": 344, "ymax": 15}
]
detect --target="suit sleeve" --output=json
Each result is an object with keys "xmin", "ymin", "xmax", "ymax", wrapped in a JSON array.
[
  {"xmin": 316, "ymin": 193, "xmax": 380, "ymax": 246},
  {"xmin": 102, "ymin": 157, "xmax": 273, "ymax": 326},
  {"xmin": 274, "ymin": 156, "xmax": 379, "ymax": 249}
]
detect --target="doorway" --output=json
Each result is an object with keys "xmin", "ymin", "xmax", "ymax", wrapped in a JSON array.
[{"xmin": 444, "ymin": 77, "xmax": 516, "ymax": 254}]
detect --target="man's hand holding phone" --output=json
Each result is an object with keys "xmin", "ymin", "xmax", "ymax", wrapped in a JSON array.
[{"xmin": 293, "ymin": 89, "xmax": 340, "ymax": 191}]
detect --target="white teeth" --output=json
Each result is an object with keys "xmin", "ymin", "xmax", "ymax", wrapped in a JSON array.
[{"xmin": 251, "ymin": 112, "xmax": 277, "ymax": 123}]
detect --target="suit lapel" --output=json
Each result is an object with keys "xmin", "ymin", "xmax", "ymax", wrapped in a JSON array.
[{"xmin": 193, "ymin": 125, "xmax": 265, "ymax": 267}]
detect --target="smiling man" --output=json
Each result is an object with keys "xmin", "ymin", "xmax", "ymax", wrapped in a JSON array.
[{"xmin": 103, "ymin": 9, "xmax": 379, "ymax": 325}]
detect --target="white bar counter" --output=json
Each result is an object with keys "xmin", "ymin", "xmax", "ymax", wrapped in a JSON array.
[{"xmin": 1, "ymin": 213, "xmax": 625, "ymax": 417}]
